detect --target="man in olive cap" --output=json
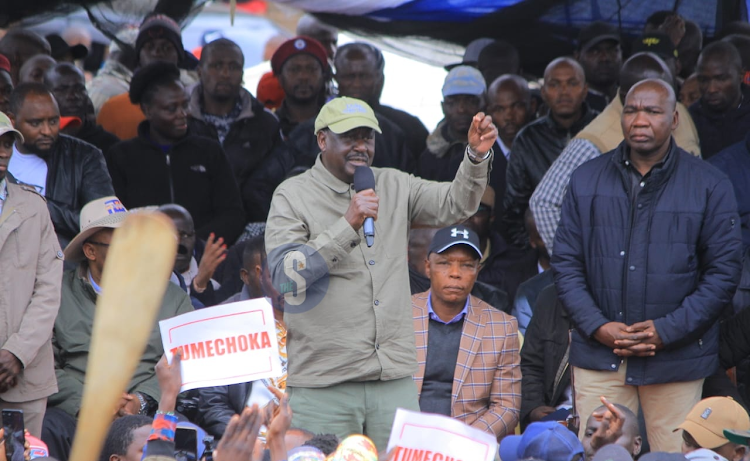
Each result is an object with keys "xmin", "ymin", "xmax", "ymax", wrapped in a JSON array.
[{"xmin": 266, "ymin": 96, "xmax": 498, "ymax": 451}]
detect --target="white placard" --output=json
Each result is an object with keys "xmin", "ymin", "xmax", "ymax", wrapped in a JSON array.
[
  {"xmin": 387, "ymin": 409, "xmax": 498, "ymax": 461},
  {"xmin": 160, "ymin": 298, "xmax": 281, "ymax": 392}
]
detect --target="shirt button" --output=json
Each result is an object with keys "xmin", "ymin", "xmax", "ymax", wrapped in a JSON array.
[
  {"xmin": 639, "ymin": 181, "xmax": 645, "ymax": 187},
  {"xmin": 332, "ymin": 257, "xmax": 338, "ymax": 263},
  {"xmin": 637, "ymin": 204, "xmax": 643, "ymax": 209},
  {"xmin": 627, "ymin": 377, "xmax": 633, "ymax": 382},
  {"xmin": 369, "ymin": 260, "xmax": 375, "ymax": 265},
  {"xmin": 611, "ymin": 364, "xmax": 617, "ymax": 369},
  {"xmin": 625, "ymin": 161, "xmax": 630, "ymax": 166},
  {"xmin": 629, "ymin": 266, "xmax": 635, "ymax": 271},
  {"xmin": 375, "ymin": 343, "xmax": 380, "ymax": 350},
  {"xmin": 350, "ymin": 241, "xmax": 357, "ymax": 248},
  {"xmin": 619, "ymin": 251, "xmax": 625, "ymax": 256},
  {"xmin": 619, "ymin": 311, "xmax": 623, "ymax": 316},
  {"xmin": 374, "ymin": 300, "xmax": 379, "ymax": 306}
]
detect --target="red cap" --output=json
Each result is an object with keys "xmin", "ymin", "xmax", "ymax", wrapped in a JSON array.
[
  {"xmin": 0, "ymin": 54, "xmax": 10, "ymax": 75},
  {"xmin": 59, "ymin": 116, "xmax": 82, "ymax": 130},
  {"xmin": 257, "ymin": 71, "xmax": 285, "ymax": 110},
  {"xmin": 271, "ymin": 36, "xmax": 328, "ymax": 75}
]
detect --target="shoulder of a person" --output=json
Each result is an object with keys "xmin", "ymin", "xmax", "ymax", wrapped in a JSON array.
[
  {"xmin": 162, "ymin": 282, "xmax": 192, "ymax": 313},
  {"xmin": 569, "ymin": 145, "xmax": 612, "ymax": 178},
  {"xmin": 471, "ymin": 295, "xmax": 517, "ymax": 325},
  {"xmin": 411, "ymin": 290, "xmax": 430, "ymax": 306},
  {"xmin": 676, "ymin": 147, "xmax": 732, "ymax": 185},
  {"xmin": 7, "ymin": 180, "xmax": 46, "ymax": 204},
  {"xmin": 58, "ymin": 133, "xmax": 101, "ymax": 156},
  {"xmin": 706, "ymin": 139, "xmax": 748, "ymax": 170}
]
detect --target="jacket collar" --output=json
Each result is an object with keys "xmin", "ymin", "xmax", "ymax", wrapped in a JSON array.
[
  {"xmin": 310, "ymin": 154, "xmax": 351, "ymax": 194},
  {"xmin": 611, "ymin": 137, "xmax": 679, "ymax": 189},
  {"xmin": 136, "ymin": 120, "xmax": 191, "ymax": 149},
  {"xmin": 426, "ymin": 119, "xmax": 465, "ymax": 159},
  {"xmin": 188, "ymin": 84, "xmax": 256, "ymax": 122}
]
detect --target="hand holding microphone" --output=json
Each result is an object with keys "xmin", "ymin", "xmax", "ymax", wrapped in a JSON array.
[{"xmin": 345, "ymin": 166, "xmax": 378, "ymax": 247}]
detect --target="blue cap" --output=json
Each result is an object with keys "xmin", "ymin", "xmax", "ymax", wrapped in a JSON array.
[
  {"xmin": 442, "ymin": 65, "xmax": 486, "ymax": 97},
  {"xmin": 499, "ymin": 421, "xmax": 584, "ymax": 461}
]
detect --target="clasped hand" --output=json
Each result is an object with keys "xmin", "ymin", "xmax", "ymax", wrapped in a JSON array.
[{"xmin": 593, "ymin": 320, "xmax": 663, "ymax": 357}]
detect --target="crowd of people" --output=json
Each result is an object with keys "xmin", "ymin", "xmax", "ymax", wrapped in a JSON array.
[{"xmin": 3, "ymin": 6, "xmax": 750, "ymax": 461}]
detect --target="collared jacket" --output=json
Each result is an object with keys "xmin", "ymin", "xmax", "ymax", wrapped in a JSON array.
[
  {"xmin": 502, "ymin": 105, "xmax": 599, "ymax": 247},
  {"xmin": 0, "ymin": 181, "xmax": 63, "ymax": 402},
  {"xmin": 50, "ymin": 264, "xmax": 194, "ymax": 417},
  {"xmin": 412, "ymin": 292, "xmax": 520, "ymax": 440},
  {"xmin": 31, "ymin": 134, "xmax": 114, "ymax": 249},
  {"xmin": 552, "ymin": 139, "xmax": 742, "ymax": 385},
  {"xmin": 106, "ymin": 121, "xmax": 246, "ymax": 244},
  {"xmin": 187, "ymin": 87, "xmax": 293, "ymax": 222},
  {"xmin": 689, "ymin": 84, "xmax": 750, "ymax": 160},
  {"xmin": 266, "ymin": 152, "xmax": 491, "ymax": 387},
  {"xmin": 87, "ymin": 59, "xmax": 132, "ymax": 115}
]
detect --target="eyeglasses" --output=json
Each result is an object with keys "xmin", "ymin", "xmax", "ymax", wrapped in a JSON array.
[{"xmin": 85, "ymin": 241, "xmax": 110, "ymax": 248}]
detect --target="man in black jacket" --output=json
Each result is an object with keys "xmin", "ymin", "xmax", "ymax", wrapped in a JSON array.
[
  {"xmin": 334, "ymin": 42, "xmax": 428, "ymax": 165},
  {"xmin": 187, "ymin": 38, "xmax": 291, "ymax": 223},
  {"xmin": 502, "ymin": 58, "xmax": 598, "ymax": 248},
  {"xmin": 553, "ymin": 79, "xmax": 742, "ymax": 452},
  {"xmin": 519, "ymin": 284, "xmax": 571, "ymax": 429},
  {"xmin": 7, "ymin": 82, "xmax": 114, "ymax": 248},
  {"xmin": 690, "ymin": 41, "xmax": 750, "ymax": 159},
  {"xmin": 43, "ymin": 63, "xmax": 120, "ymax": 154}
]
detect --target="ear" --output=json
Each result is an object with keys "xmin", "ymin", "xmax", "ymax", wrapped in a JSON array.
[
  {"xmin": 672, "ymin": 106, "xmax": 680, "ymax": 132},
  {"xmin": 254, "ymin": 263, "xmax": 262, "ymax": 280},
  {"xmin": 110, "ymin": 453, "xmax": 121, "ymax": 461},
  {"xmin": 736, "ymin": 445, "xmax": 746, "ymax": 461},
  {"xmin": 82, "ymin": 242, "xmax": 97, "ymax": 262},
  {"xmin": 316, "ymin": 130, "xmax": 328, "ymax": 151},
  {"xmin": 441, "ymin": 100, "xmax": 448, "ymax": 117},
  {"xmin": 582, "ymin": 82, "xmax": 589, "ymax": 100},
  {"xmin": 240, "ymin": 268, "xmax": 250, "ymax": 286},
  {"xmin": 140, "ymin": 102, "xmax": 150, "ymax": 119},
  {"xmin": 424, "ymin": 257, "xmax": 431, "ymax": 278},
  {"xmin": 633, "ymin": 436, "xmax": 643, "ymax": 457},
  {"xmin": 529, "ymin": 97, "xmax": 539, "ymax": 118}
]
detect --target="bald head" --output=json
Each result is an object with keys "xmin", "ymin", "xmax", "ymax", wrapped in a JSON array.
[
  {"xmin": 158, "ymin": 203, "xmax": 193, "ymax": 226},
  {"xmin": 0, "ymin": 30, "xmax": 51, "ymax": 85},
  {"xmin": 621, "ymin": 79, "xmax": 678, "ymax": 158},
  {"xmin": 618, "ymin": 52, "xmax": 672, "ymax": 103},
  {"xmin": 18, "ymin": 54, "xmax": 56, "ymax": 85},
  {"xmin": 296, "ymin": 14, "xmax": 338, "ymax": 59},
  {"xmin": 627, "ymin": 78, "xmax": 676, "ymax": 111},
  {"xmin": 488, "ymin": 74, "xmax": 530, "ymax": 103},
  {"xmin": 542, "ymin": 57, "xmax": 587, "ymax": 121}
]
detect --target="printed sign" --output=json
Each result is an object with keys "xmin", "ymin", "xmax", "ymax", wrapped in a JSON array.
[
  {"xmin": 160, "ymin": 298, "xmax": 281, "ymax": 392},
  {"xmin": 387, "ymin": 409, "xmax": 498, "ymax": 461}
]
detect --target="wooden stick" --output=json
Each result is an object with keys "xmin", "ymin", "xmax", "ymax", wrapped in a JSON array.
[{"xmin": 68, "ymin": 213, "xmax": 177, "ymax": 461}]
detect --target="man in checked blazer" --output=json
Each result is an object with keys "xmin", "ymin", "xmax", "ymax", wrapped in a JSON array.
[{"xmin": 412, "ymin": 224, "xmax": 521, "ymax": 440}]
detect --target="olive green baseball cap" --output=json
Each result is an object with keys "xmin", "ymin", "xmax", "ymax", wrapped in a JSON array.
[
  {"xmin": 314, "ymin": 96, "xmax": 382, "ymax": 135},
  {"xmin": 0, "ymin": 112, "xmax": 23, "ymax": 143}
]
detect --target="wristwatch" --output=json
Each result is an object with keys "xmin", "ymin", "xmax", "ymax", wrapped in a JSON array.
[
  {"xmin": 136, "ymin": 392, "xmax": 148, "ymax": 415},
  {"xmin": 466, "ymin": 145, "xmax": 493, "ymax": 163}
]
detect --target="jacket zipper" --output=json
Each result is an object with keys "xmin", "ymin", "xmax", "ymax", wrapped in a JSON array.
[
  {"xmin": 621, "ymin": 175, "xmax": 637, "ymax": 326},
  {"xmin": 165, "ymin": 153, "xmax": 175, "ymax": 203}
]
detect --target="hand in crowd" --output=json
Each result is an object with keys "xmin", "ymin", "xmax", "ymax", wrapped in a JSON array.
[
  {"xmin": 0, "ymin": 428, "xmax": 31, "ymax": 461},
  {"xmin": 345, "ymin": 190, "xmax": 379, "ymax": 231},
  {"xmin": 659, "ymin": 14, "xmax": 686, "ymax": 46},
  {"xmin": 529, "ymin": 405, "xmax": 558, "ymax": 422},
  {"xmin": 467, "ymin": 112, "xmax": 498, "ymax": 156},
  {"xmin": 117, "ymin": 392, "xmax": 141, "ymax": 417},
  {"xmin": 589, "ymin": 396, "xmax": 626, "ymax": 451},
  {"xmin": 193, "ymin": 233, "xmax": 227, "ymax": 293},
  {"xmin": 214, "ymin": 404, "xmax": 263, "ymax": 461},
  {"xmin": 156, "ymin": 349, "xmax": 183, "ymax": 414},
  {"xmin": 615, "ymin": 320, "xmax": 664, "ymax": 357},
  {"xmin": 0, "ymin": 350, "xmax": 22, "ymax": 393},
  {"xmin": 593, "ymin": 322, "xmax": 639, "ymax": 349},
  {"xmin": 266, "ymin": 386, "xmax": 292, "ymax": 460}
]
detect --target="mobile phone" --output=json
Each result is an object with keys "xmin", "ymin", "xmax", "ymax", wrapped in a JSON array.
[
  {"xmin": 174, "ymin": 427, "xmax": 198, "ymax": 461},
  {"xmin": 2, "ymin": 409, "xmax": 25, "ymax": 461}
]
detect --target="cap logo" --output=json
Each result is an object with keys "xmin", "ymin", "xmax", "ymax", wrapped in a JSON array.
[
  {"xmin": 643, "ymin": 37, "xmax": 661, "ymax": 46},
  {"xmin": 451, "ymin": 228, "xmax": 469, "ymax": 239},
  {"xmin": 105, "ymin": 199, "xmax": 126, "ymax": 215},
  {"xmin": 701, "ymin": 408, "xmax": 712, "ymax": 419},
  {"xmin": 343, "ymin": 103, "xmax": 367, "ymax": 114},
  {"xmin": 294, "ymin": 39, "xmax": 306, "ymax": 50}
]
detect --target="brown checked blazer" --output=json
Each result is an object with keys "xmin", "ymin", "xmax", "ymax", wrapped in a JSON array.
[{"xmin": 412, "ymin": 291, "xmax": 521, "ymax": 440}]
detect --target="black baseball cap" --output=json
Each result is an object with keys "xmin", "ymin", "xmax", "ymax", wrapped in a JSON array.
[
  {"xmin": 428, "ymin": 225, "xmax": 482, "ymax": 259},
  {"xmin": 632, "ymin": 32, "xmax": 678, "ymax": 59},
  {"xmin": 577, "ymin": 21, "xmax": 621, "ymax": 52}
]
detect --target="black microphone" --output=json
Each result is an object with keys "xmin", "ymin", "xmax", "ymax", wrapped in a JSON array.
[{"xmin": 353, "ymin": 166, "xmax": 376, "ymax": 247}]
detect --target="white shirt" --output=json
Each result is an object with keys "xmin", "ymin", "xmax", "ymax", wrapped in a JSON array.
[
  {"xmin": 9, "ymin": 145, "xmax": 47, "ymax": 195},
  {"xmin": 497, "ymin": 138, "xmax": 511, "ymax": 160}
]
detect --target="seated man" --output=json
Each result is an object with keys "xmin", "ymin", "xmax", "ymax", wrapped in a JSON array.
[
  {"xmin": 582, "ymin": 398, "xmax": 643, "ymax": 461},
  {"xmin": 677, "ymin": 397, "xmax": 750, "ymax": 461},
  {"xmin": 42, "ymin": 196, "xmax": 193, "ymax": 461},
  {"xmin": 100, "ymin": 415, "xmax": 152, "ymax": 461},
  {"xmin": 198, "ymin": 234, "xmax": 286, "ymax": 438},
  {"xmin": 412, "ymin": 225, "xmax": 520, "ymax": 441}
]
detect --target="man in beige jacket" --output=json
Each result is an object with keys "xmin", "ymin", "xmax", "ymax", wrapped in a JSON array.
[{"xmin": 0, "ymin": 111, "xmax": 63, "ymax": 436}]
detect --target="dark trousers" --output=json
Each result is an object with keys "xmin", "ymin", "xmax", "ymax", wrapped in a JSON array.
[{"xmin": 41, "ymin": 408, "xmax": 76, "ymax": 461}]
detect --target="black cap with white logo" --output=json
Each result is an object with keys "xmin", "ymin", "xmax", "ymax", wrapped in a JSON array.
[{"xmin": 428, "ymin": 225, "xmax": 483, "ymax": 259}]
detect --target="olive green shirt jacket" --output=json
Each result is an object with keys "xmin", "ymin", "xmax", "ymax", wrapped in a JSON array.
[{"xmin": 266, "ymin": 152, "xmax": 490, "ymax": 387}]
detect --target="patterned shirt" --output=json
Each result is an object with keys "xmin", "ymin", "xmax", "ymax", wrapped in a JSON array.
[
  {"xmin": 530, "ymin": 138, "xmax": 601, "ymax": 255},
  {"xmin": 427, "ymin": 293, "xmax": 469, "ymax": 325},
  {"xmin": 201, "ymin": 97, "xmax": 242, "ymax": 145},
  {"xmin": 261, "ymin": 319, "xmax": 287, "ymax": 391}
]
